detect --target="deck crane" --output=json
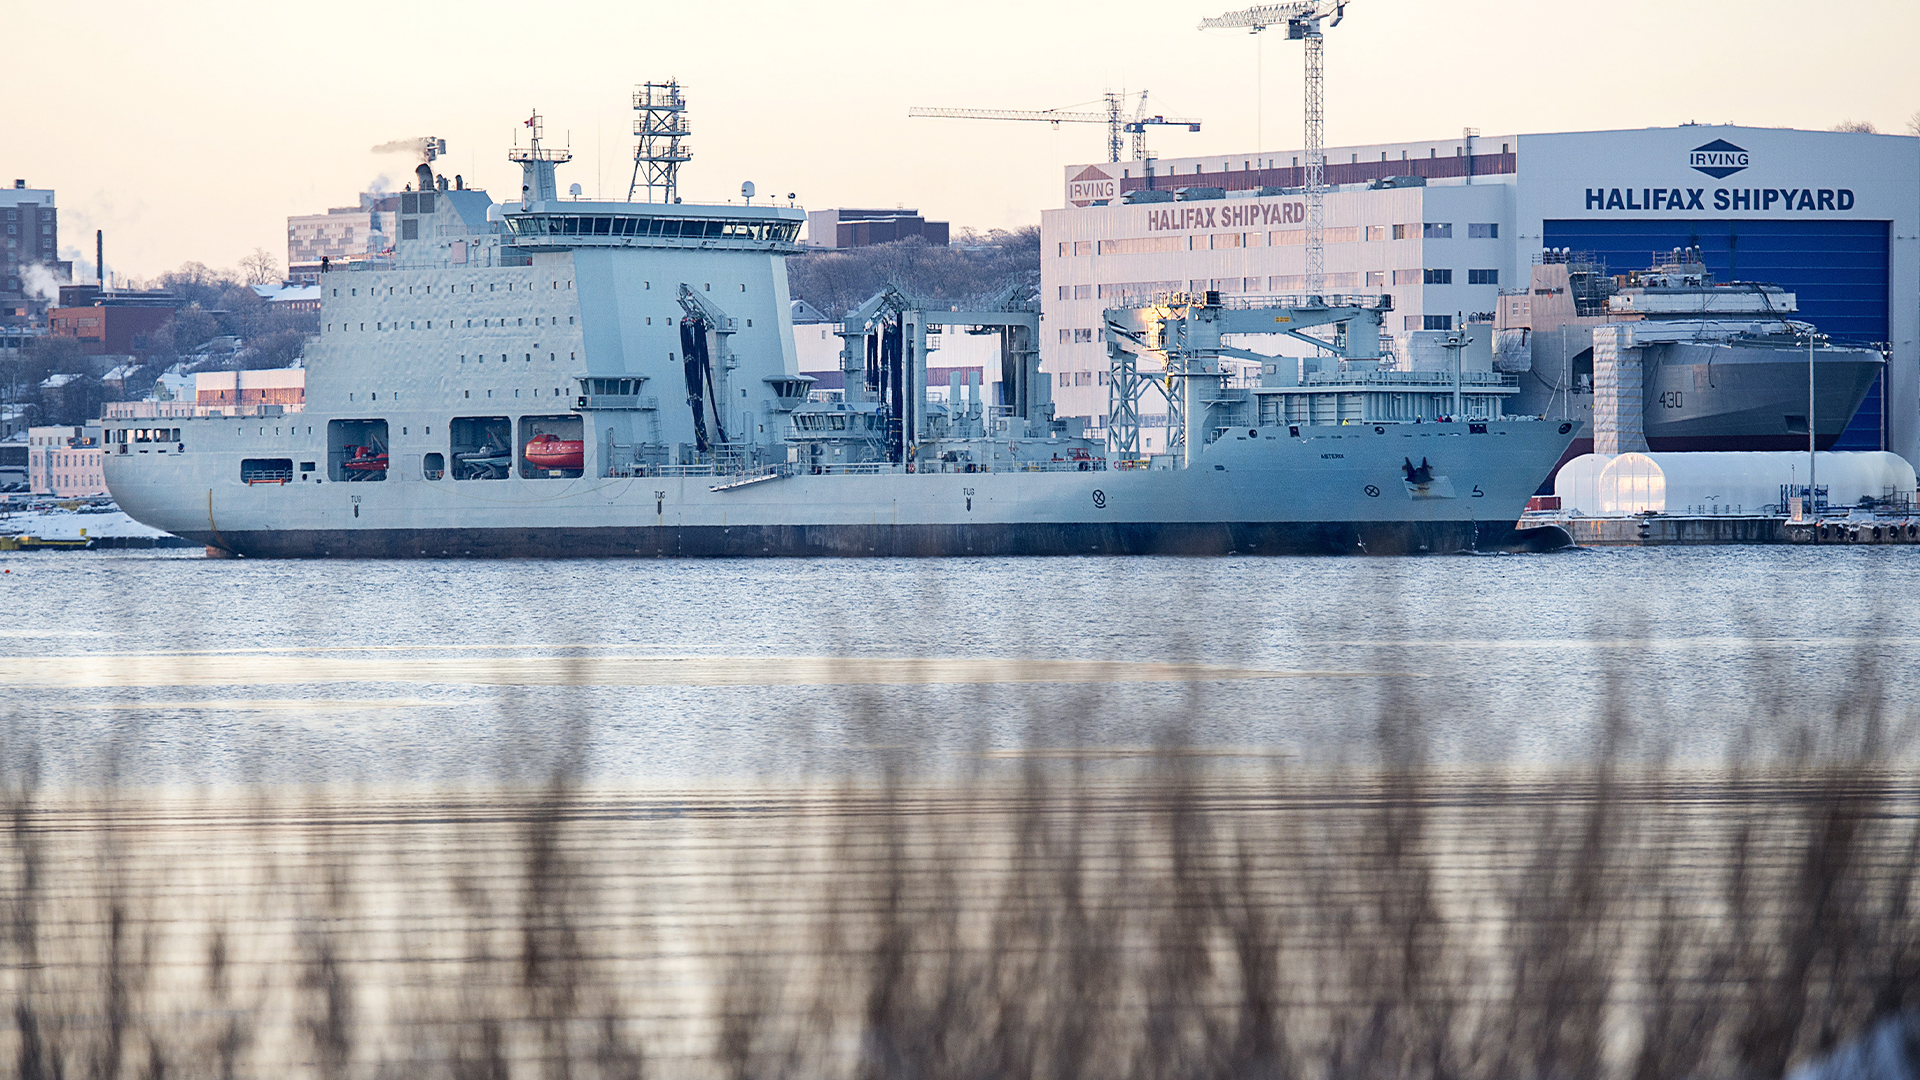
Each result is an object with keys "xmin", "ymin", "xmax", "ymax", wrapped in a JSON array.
[
  {"xmin": 1200, "ymin": 2, "xmax": 1348, "ymax": 297},
  {"xmin": 909, "ymin": 92, "xmax": 1200, "ymax": 164}
]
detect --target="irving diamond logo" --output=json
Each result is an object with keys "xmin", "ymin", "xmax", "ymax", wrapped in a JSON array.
[
  {"xmin": 1067, "ymin": 165, "xmax": 1118, "ymax": 207},
  {"xmin": 1689, "ymin": 139, "xmax": 1750, "ymax": 179}
]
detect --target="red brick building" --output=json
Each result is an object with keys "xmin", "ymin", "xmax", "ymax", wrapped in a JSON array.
[{"xmin": 49, "ymin": 291, "xmax": 183, "ymax": 356}]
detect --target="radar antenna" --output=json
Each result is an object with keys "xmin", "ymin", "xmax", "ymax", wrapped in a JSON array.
[
  {"xmin": 1200, "ymin": 1, "xmax": 1348, "ymax": 296},
  {"xmin": 629, "ymin": 80, "xmax": 691, "ymax": 203}
]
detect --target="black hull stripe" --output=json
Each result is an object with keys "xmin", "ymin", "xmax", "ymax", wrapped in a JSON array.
[{"xmin": 180, "ymin": 521, "xmax": 1572, "ymax": 559}]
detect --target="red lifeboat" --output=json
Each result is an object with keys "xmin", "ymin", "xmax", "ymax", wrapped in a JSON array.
[
  {"xmin": 524, "ymin": 432, "xmax": 583, "ymax": 471},
  {"xmin": 341, "ymin": 444, "xmax": 389, "ymax": 472}
]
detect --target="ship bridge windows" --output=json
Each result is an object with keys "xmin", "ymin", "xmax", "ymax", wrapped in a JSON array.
[
  {"xmin": 451, "ymin": 417, "xmax": 512, "ymax": 479},
  {"xmin": 327, "ymin": 419, "xmax": 389, "ymax": 482},
  {"xmin": 505, "ymin": 214, "xmax": 800, "ymax": 243},
  {"xmin": 519, "ymin": 415, "xmax": 584, "ymax": 479}
]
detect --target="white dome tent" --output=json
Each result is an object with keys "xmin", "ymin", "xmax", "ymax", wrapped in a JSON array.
[{"xmin": 1555, "ymin": 452, "xmax": 1917, "ymax": 516}]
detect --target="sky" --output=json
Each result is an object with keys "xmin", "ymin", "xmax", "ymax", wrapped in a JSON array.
[{"xmin": 5, "ymin": 0, "xmax": 1917, "ymax": 283}]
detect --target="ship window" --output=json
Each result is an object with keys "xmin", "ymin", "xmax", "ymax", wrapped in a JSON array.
[
  {"xmin": 519, "ymin": 415, "xmax": 583, "ymax": 479},
  {"xmin": 423, "ymin": 452, "xmax": 444, "ymax": 480},
  {"xmin": 327, "ymin": 419, "xmax": 388, "ymax": 482},
  {"xmin": 450, "ymin": 417, "xmax": 511, "ymax": 479}
]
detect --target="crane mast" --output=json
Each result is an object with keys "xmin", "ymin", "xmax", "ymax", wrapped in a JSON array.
[{"xmin": 1200, "ymin": 1, "xmax": 1347, "ymax": 298}]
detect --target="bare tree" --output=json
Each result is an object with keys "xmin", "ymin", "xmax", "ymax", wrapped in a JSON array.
[
  {"xmin": 1907, "ymin": 110, "xmax": 1920, "ymax": 136},
  {"xmin": 239, "ymin": 248, "xmax": 280, "ymax": 287},
  {"xmin": 1833, "ymin": 120, "xmax": 1879, "ymax": 134}
]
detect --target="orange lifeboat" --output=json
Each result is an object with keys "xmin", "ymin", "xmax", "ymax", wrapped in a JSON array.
[
  {"xmin": 524, "ymin": 432, "xmax": 584, "ymax": 470},
  {"xmin": 341, "ymin": 444, "xmax": 389, "ymax": 472}
]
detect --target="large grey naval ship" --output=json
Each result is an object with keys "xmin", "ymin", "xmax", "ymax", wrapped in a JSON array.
[{"xmin": 103, "ymin": 99, "xmax": 1582, "ymax": 557}]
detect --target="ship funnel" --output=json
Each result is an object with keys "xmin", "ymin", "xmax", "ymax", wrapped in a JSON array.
[{"xmin": 415, "ymin": 162, "xmax": 435, "ymax": 192}]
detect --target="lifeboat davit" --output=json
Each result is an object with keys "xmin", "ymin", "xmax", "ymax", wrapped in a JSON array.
[{"xmin": 524, "ymin": 432, "xmax": 584, "ymax": 470}]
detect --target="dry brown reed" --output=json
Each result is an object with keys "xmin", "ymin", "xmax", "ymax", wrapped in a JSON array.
[{"xmin": 0, "ymin": 681, "xmax": 1916, "ymax": 1080}]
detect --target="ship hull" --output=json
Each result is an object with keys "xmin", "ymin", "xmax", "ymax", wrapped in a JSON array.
[
  {"xmin": 1514, "ymin": 333, "xmax": 1882, "ymax": 450},
  {"xmin": 166, "ymin": 519, "xmax": 1561, "ymax": 558},
  {"xmin": 106, "ymin": 419, "xmax": 1582, "ymax": 559}
]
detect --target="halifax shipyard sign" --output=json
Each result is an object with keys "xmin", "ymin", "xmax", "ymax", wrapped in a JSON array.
[{"xmin": 1586, "ymin": 139, "xmax": 1855, "ymax": 213}]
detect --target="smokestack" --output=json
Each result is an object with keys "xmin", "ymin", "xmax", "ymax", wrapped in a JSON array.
[
  {"xmin": 415, "ymin": 163, "xmax": 434, "ymax": 193},
  {"xmin": 96, "ymin": 230, "xmax": 104, "ymax": 288}
]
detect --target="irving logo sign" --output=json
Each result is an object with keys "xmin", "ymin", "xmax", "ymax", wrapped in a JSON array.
[
  {"xmin": 1689, "ymin": 139, "xmax": 1750, "ymax": 179},
  {"xmin": 1068, "ymin": 166, "xmax": 1118, "ymax": 207}
]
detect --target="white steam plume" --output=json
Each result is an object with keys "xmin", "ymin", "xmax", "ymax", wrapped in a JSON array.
[
  {"xmin": 20, "ymin": 263, "xmax": 65, "ymax": 302},
  {"xmin": 371, "ymin": 137, "xmax": 434, "ymax": 161}
]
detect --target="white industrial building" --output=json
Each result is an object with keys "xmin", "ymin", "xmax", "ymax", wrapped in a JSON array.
[{"xmin": 1041, "ymin": 125, "xmax": 1919, "ymax": 462}]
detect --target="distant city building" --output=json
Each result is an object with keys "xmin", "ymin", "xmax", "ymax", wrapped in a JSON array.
[
  {"xmin": 287, "ymin": 193, "xmax": 401, "ymax": 284},
  {"xmin": 251, "ymin": 282, "xmax": 321, "ymax": 314},
  {"xmin": 0, "ymin": 326, "xmax": 44, "ymax": 359},
  {"xmin": 195, "ymin": 369, "xmax": 305, "ymax": 408},
  {"xmin": 0, "ymin": 406, "xmax": 29, "ymax": 441},
  {"xmin": 48, "ymin": 288, "xmax": 184, "ymax": 356},
  {"xmin": 805, "ymin": 208, "xmax": 949, "ymax": 249},
  {"xmin": 0, "ymin": 436, "xmax": 25, "ymax": 490},
  {"xmin": 27, "ymin": 424, "xmax": 106, "ymax": 497},
  {"xmin": 1, "ymin": 179, "xmax": 69, "ymax": 307}
]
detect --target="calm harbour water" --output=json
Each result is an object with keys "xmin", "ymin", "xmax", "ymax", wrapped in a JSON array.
[{"xmin": 1, "ymin": 545, "xmax": 1913, "ymax": 785}]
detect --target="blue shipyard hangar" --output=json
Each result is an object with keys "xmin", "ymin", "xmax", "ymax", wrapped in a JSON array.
[{"xmin": 1041, "ymin": 125, "xmax": 1919, "ymax": 465}]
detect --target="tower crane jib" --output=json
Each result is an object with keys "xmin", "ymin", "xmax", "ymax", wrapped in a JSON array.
[{"xmin": 909, "ymin": 93, "xmax": 1201, "ymax": 164}]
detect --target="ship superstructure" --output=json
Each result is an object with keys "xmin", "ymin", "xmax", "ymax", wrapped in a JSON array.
[{"xmin": 102, "ymin": 103, "xmax": 1581, "ymax": 557}]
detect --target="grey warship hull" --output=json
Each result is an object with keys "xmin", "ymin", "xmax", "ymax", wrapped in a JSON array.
[
  {"xmin": 173, "ymin": 520, "xmax": 1538, "ymax": 558},
  {"xmin": 1513, "ymin": 332, "xmax": 1882, "ymax": 460},
  {"xmin": 113, "ymin": 419, "xmax": 1582, "ymax": 559}
]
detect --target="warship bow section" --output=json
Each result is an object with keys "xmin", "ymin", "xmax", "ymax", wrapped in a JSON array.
[{"xmin": 104, "ymin": 110, "xmax": 1581, "ymax": 558}]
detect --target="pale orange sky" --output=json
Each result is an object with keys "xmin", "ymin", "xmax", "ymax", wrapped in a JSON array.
[{"xmin": 6, "ymin": 0, "xmax": 1916, "ymax": 282}]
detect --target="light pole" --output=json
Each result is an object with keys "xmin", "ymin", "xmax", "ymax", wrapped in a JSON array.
[{"xmin": 1806, "ymin": 328, "xmax": 1819, "ymax": 515}]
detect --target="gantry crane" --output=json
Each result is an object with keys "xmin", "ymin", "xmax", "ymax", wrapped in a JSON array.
[
  {"xmin": 909, "ymin": 92, "xmax": 1200, "ymax": 164},
  {"xmin": 1200, "ymin": 2, "xmax": 1348, "ymax": 297}
]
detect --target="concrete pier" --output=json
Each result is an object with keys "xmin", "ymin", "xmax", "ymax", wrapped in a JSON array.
[{"xmin": 1550, "ymin": 514, "xmax": 1920, "ymax": 547}]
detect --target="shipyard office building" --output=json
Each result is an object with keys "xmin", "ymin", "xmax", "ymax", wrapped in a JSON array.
[{"xmin": 1040, "ymin": 126, "xmax": 1920, "ymax": 464}]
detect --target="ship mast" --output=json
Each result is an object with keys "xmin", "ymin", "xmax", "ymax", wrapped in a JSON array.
[
  {"xmin": 508, "ymin": 110, "xmax": 572, "ymax": 208},
  {"xmin": 629, "ymin": 81, "xmax": 691, "ymax": 203}
]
